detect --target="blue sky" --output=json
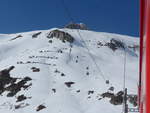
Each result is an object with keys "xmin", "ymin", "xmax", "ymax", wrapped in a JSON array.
[{"xmin": 0, "ymin": 0, "xmax": 139, "ymax": 36}]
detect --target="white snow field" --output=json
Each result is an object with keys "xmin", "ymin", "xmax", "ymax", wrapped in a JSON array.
[{"xmin": 0, "ymin": 28, "xmax": 139, "ymax": 113}]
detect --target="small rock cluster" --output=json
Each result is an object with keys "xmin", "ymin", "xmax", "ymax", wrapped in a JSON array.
[
  {"xmin": 101, "ymin": 91, "xmax": 137, "ymax": 106},
  {"xmin": 105, "ymin": 39, "xmax": 125, "ymax": 51},
  {"xmin": 31, "ymin": 67, "xmax": 40, "ymax": 72},
  {"xmin": 101, "ymin": 91, "xmax": 124, "ymax": 105}
]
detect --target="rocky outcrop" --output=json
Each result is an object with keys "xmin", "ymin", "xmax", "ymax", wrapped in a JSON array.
[
  {"xmin": 6, "ymin": 76, "xmax": 32, "ymax": 97},
  {"xmin": 101, "ymin": 91, "xmax": 137, "ymax": 106},
  {"xmin": 0, "ymin": 66, "xmax": 16, "ymax": 94},
  {"xmin": 16, "ymin": 95, "xmax": 27, "ymax": 102},
  {"xmin": 31, "ymin": 67, "xmax": 40, "ymax": 72},
  {"xmin": 105, "ymin": 38, "xmax": 125, "ymax": 51},
  {"xmin": 65, "ymin": 82, "xmax": 75, "ymax": 88},
  {"xmin": 101, "ymin": 91, "xmax": 123, "ymax": 105},
  {"xmin": 65, "ymin": 23, "xmax": 88, "ymax": 30},
  {"xmin": 32, "ymin": 32, "xmax": 42, "ymax": 38},
  {"xmin": 0, "ymin": 66, "xmax": 32, "ymax": 97},
  {"xmin": 10, "ymin": 35, "xmax": 23, "ymax": 41},
  {"xmin": 110, "ymin": 91, "xmax": 124, "ymax": 105},
  {"xmin": 47, "ymin": 29, "xmax": 74, "ymax": 43},
  {"xmin": 36, "ymin": 104, "xmax": 46, "ymax": 111}
]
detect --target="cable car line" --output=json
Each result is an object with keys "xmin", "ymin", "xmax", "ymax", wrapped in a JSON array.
[
  {"xmin": 60, "ymin": 0, "xmax": 112, "ymax": 85},
  {"xmin": 122, "ymin": 47, "xmax": 128, "ymax": 113}
]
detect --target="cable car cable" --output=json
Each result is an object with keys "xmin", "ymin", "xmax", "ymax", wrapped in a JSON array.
[{"xmin": 60, "ymin": 0, "xmax": 112, "ymax": 85}]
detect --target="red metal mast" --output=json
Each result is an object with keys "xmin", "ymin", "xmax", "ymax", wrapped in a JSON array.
[{"xmin": 139, "ymin": 0, "xmax": 150, "ymax": 113}]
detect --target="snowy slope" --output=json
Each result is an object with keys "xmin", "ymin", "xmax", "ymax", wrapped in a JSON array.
[{"xmin": 0, "ymin": 28, "xmax": 139, "ymax": 113}]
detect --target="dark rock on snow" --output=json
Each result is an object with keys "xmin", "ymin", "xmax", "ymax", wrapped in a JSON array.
[
  {"xmin": 6, "ymin": 77, "xmax": 32, "ymax": 97},
  {"xmin": 0, "ymin": 66, "xmax": 16, "ymax": 94},
  {"xmin": 31, "ymin": 67, "xmax": 40, "ymax": 72},
  {"xmin": 105, "ymin": 38, "xmax": 125, "ymax": 51},
  {"xmin": 32, "ymin": 32, "xmax": 42, "ymax": 38},
  {"xmin": 47, "ymin": 29, "xmax": 74, "ymax": 43},
  {"xmin": 101, "ymin": 91, "xmax": 123, "ymax": 105},
  {"xmin": 15, "ymin": 103, "xmax": 29, "ymax": 109},
  {"xmin": 52, "ymin": 88, "xmax": 56, "ymax": 93},
  {"xmin": 101, "ymin": 91, "xmax": 137, "ymax": 106},
  {"xmin": 88, "ymin": 90, "xmax": 94, "ymax": 95},
  {"xmin": 0, "ymin": 66, "xmax": 32, "ymax": 97},
  {"xmin": 36, "ymin": 104, "xmax": 46, "ymax": 111},
  {"xmin": 10, "ymin": 35, "xmax": 23, "ymax": 41},
  {"xmin": 16, "ymin": 95, "xmax": 27, "ymax": 102},
  {"xmin": 65, "ymin": 82, "xmax": 75, "ymax": 88}
]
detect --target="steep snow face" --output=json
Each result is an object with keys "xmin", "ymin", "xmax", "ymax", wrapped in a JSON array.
[{"xmin": 0, "ymin": 29, "xmax": 139, "ymax": 113}]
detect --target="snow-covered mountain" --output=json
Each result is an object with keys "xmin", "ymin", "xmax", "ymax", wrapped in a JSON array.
[{"xmin": 0, "ymin": 28, "xmax": 139, "ymax": 113}]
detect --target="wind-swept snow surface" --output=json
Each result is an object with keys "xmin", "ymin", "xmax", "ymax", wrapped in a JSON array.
[{"xmin": 0, "ymin": 29, "xmax": 139, "ymax": 113}]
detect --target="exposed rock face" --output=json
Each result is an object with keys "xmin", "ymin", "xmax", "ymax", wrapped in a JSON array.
[
  {"xmin": 88, "ymin": 90, "xmax": 94, "ymax": 95},
  {"xmin": 16, "ymin": 95, "xmax": 27, "ymax": 102},
  {"xmin": 15, "ymin": 103, "xmax": 29, "ymax": 109},
  {"xmin": 10, "ymin": 35, "xmax": 23, "ymax": 41},
  {"xmin": 64, "ymin": 82, "xmax": 75, "ymax": 88},
  {"xmin": 101, "ymin": 91, "xmax": 137, "ymax": 106},
  {"xmin": 0, "ymin": 66, "xmax": 32, "ymax": 97},
  {"xmin": 101, "ymin": 91, "xmax": 123, "ymax": 105},
  {"xmin": 0, "ymin": 66, "xmax": 16, "ymax": 94},
  {"xmin": 31, "ymin": 67, "xmax": 40, "ymax": 72},
  {"xmin": 105, "ymin": 38, "xmax": 125, "ymax": 51},
  {"xmin": 101, "ymin": 92, "xmax": 114, "ymax": 98},
  {"xmin": 110, "ymin": 91, "xmax": 124, "ymax": 105},
  {"xmin": 6, "ymin": 76, "xmax": 32, "ymax": 97},
  {"xmin": 32, "ymin": 32, "xmax": 42, "ymax": 38},
  {"xmin": 65, "ymin": 23, "xmax": 88, "ymax": 30},
  {"xmin": 47, "ymin": 30, "xmax": 74, "ymax": 43},
  {"xmin": 36, "ymin": 104, "xmax": 46, "ymax": 111}
]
